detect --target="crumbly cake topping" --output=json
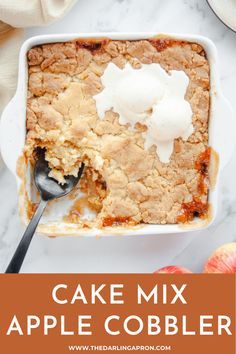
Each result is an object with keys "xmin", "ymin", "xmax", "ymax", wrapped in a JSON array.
[{"xmin": 25, "ymin": 38, "xmax": 210, "ymax": 226}]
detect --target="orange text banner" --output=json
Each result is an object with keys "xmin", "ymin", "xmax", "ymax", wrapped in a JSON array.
[{"xmin": 0, "ymin": 274, "xmax": 235, "ymax": 354}]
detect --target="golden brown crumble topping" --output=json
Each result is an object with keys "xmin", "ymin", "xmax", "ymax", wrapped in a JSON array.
[{"xmin": 25, "ymin": 38, "xmax": 211, "ymax": 227}]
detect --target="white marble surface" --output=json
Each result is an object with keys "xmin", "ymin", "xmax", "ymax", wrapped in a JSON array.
[{"xmin": 0, "ymin": 0, "xmax": 236, "ymax": 273}]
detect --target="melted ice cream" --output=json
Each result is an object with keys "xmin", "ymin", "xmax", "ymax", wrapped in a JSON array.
[{"xmin": 94, "ymin": 62, "xmax": 193, "ymax": 163}]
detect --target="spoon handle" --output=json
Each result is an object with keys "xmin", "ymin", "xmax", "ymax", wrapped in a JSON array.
[{"xmin": 5, "ymin": 199, "xmax": 48, "ymax": 273}]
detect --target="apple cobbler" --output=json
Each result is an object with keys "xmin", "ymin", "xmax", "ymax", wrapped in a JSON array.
[{"xmin": 25, "ymin": 38, "xmax": 211, "ymax": 227}]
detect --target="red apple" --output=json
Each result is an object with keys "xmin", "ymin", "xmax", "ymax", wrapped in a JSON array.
[
  {"xmin": 204, "ymin": 243, "xmax": 236, "ymax": 273},
  {"xmin": 154, "ymin": 265, "xmax": 192, "ymax": 274}
]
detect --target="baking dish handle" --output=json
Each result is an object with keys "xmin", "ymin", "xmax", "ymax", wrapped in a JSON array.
[
  {"xmin": 211, "ymin": 94, "xmax": 236, "ymax": 171},
  {"xmin": 0, "ymin": 94, "xmax": 25, "ymax": 178}
]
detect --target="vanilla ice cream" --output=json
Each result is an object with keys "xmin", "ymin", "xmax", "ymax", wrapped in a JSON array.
[{"xmin": 94, "ymin": 62, "xmax": 193, "ymax": 163}]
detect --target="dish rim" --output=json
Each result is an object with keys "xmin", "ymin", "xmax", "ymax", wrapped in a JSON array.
[{"xmin": 0, "ymin": 32, "xmax": 235, "ymax": 236}]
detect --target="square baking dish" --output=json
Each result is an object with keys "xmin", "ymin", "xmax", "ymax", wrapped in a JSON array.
[{"xmin": 0, "ymin": 32, "xmax": 235, "ymax": 237}]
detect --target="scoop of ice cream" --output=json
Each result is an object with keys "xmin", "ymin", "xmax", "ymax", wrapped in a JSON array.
[
  {"xmin": 147, "ymin": 98, "xmax": 193, "ymax": 145},
  {"xmin": 113, "ymin": 71, "xmax": 164, "ymax": 125},
  {"xmin": 94, "ymin": 62, "xmax": 193, "ymax": 163},
  {"xmin": 145, "ymin": 99, "xmax": 193, "ymax": 163}
]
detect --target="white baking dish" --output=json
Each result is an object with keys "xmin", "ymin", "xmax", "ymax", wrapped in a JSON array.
[{"xmin": 0, "ymin": 32, "xmax": 235, "ymax": 237}]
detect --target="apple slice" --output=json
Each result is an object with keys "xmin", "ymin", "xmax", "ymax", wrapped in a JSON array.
[{"xmin": 204, "ymin": 243, "xmax": 236, "ymax": 273}]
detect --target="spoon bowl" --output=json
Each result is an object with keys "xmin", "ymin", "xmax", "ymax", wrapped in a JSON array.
[{"xmin": 34, "ymin": 151, "xmax": 84, "ymax": 201}]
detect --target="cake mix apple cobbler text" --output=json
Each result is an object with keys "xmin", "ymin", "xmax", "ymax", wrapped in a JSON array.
[{"xmin": 4, "ymin": 283, "xmax": 232, "ymax": 337}]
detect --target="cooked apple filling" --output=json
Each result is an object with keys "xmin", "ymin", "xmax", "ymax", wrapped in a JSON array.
[{"xmin": 25, "ymin": 38, "xmax": 211, "ymax": 227}]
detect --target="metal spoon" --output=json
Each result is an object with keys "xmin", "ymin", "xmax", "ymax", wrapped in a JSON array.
[{"xmin": 5, "ymin": 151, "xmax": 84, "ymax": 273}]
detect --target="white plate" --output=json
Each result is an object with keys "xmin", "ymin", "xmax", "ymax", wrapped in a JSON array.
[
  {"xmin": 0, "ymin": 32, "xmax": 235, "ymax": 237},
  {"xmin": 208, "ymin": 0, "xmax": 236, "ymax": 32}
]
